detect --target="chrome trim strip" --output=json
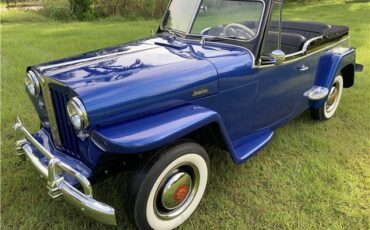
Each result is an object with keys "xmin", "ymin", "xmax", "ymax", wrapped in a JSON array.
[
  {"xmin": 14, "ymin": 117, "xmax": 116, "ymax": 225},
  {"xmin": 40, "ymin": 76, "xmax": 62, "ymax": 147},
  {"xmin": 285, "ymin": 35, "xmax": 324, "ymax": 58},
  {"xmin": 38, "ymin": 51, "xmax": 128, "ymax": 72},
  {"xmin": 37, "ymin": 47, "xmax": 156, "ymax": 72},
  {"xmin": 256, "ymin": 36, "xmax": 350, "ymax": 68}
]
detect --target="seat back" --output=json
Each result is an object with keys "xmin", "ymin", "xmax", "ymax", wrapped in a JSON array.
[
  {"xmin": 263, "ymin": 31, "xmax": 307, "ymax": 55},
  {"xmin": 270, "ymin": 21, "xmax": 330, "ymax": 40}
]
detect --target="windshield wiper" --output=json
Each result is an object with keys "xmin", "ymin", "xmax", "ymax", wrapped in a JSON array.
[
  {"xmin": 201, "ymin": 35, "xmax": 249, "ymax": 45},
  {"xmin": 168, "ymin": 30, "xmax": 183, "ymax": 39},
  {"xmin": 200, "ymin": 36, "xmax": 225, "ymax": 45}
]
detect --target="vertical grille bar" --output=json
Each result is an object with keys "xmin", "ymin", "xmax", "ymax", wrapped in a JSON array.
[{"xmin": 49, "ymin": 85, "xmax": 79, "ymax": 156}]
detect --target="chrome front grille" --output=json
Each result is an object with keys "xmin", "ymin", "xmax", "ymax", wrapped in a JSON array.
[
  {"xmin": 40, "ymin": 76, "xmax": 79, "ymax": 156},
  {"xmin": 49, "ymin": 85, "xmax": 80, "ymax": 156}
]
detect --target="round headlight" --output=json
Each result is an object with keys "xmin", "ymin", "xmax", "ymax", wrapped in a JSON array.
[
  {"xmin": 66, "ymin": 97, "xmax": 89, "ymax": 130},
  {"xmin": 25, "ymin": 71, "xmax": 40, "ymax": 96}
]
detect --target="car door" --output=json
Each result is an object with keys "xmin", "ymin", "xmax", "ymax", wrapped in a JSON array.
[
  {"xmin": 253, "ymin": 1, "xmax": 316, "ymax": 130},
  {"xmin": 253, "ymin": 58, "xmax": 314, "ymax": 130}
]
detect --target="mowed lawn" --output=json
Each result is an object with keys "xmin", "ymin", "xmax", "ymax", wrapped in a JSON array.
[{"xmin": 1, "ymin": 3, "xmax": 369, "ymax": 230}]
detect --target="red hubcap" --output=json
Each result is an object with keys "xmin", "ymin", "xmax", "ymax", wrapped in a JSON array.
[{"xmin": 174, "ymin": 185, "xmax": 189, "ymax": 204}]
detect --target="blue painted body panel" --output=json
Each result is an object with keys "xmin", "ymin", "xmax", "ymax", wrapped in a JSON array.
[
  {"xmin": 29, "ymin": 34, "xmax": 355, "ymax": 171},
  {"xmin": 92, "ymin": 105, "xmax": 225, "ymax": 154},
  {"xmin": 37, "ymin": 37, "xmax": 249, "ymax": 127},
  {"xmin": 91, "ymin": 104, "xmax": 273, "ymax": 164},
  {"xmin": 310, "ymin": 47, "xmax": 356, "ymax": 108},
  {"xmin": 31, "ymin": 129, "xmax": 92, "ymax": 185}
]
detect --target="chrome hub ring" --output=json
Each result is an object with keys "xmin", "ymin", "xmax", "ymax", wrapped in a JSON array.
[
  {"xmin": 326, "ymin": 81, "xmax": 340, "ymax": 113},
  {"xmin": 161, "ymin": 172, "xmax": 192, "ymax": 210},
  {"xmin": 154, "ymin": 163, "xmax": 200, "ymax": 220}
]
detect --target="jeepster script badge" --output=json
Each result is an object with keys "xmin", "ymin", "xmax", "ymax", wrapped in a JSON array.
[{"xmin": 192, "ymin": 87, "xmax": 209, "ymax": 97}]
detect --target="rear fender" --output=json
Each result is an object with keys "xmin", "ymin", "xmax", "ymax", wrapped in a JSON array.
[
  {"xmin": 310, "ymin": 47, "xmax": 356, "ymax": 109},
  {"xmin": 91, "ymin": 105, "xmax": 234, "ymax": 157}
]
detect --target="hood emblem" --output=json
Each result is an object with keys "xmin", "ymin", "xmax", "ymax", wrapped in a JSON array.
[{"xmin": 192, "ymin": 87, "xmax": 209, "ymax": 97}]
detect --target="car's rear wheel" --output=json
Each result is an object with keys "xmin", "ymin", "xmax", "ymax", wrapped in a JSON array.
[
  {"xmin": 127, "ymin": 141, "xmax": 209, "ymax": 230},
  {"xmin": 311, "ymin": 74, "xmax": 344, "ymax": 121}
]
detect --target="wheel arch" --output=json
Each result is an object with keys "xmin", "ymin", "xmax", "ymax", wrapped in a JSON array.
[
  {"xmin": 341, "ymin": 63, "xmax": 355, "ymax": 88},
  {"xmin": 91, "ymin": 105, "xmax": 236, "ymax": 161},
  {"xmin": 182, "ymin": 121, "xmax": 229, "ymax": 151},
  {"xmin": 310, "ymin": 47, "xmax": 356, "ymax": 109}
]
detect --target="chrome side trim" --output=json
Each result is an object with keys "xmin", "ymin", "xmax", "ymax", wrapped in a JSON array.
[
  {"xmin": 285, "ymin": 36, "xmax": 324, "ymax": 59},
  {"xmin": 256, "ymin": 36, "xmax": 350, "ymax": 68},
  {"xmin": 14, "ymin": 117, "xmax": 116, "ymax": 225}
]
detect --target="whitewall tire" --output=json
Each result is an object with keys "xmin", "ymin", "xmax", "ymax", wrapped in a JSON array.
[
  {"xmin": 127, "ymin": 141, "xmax": 209, "ymax": 230},
  {"xmin": 311, "ymin": 74, "xmax": 344, "ymax": 121}
]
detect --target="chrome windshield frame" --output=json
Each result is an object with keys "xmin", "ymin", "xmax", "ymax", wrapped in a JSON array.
[
  {"xmin": 159, "ymin": 0, "xmax": 267, "ymax": 43},
  {"xmin": 159, "ymin": 0, "xmax": 202, "ymax": 35}
]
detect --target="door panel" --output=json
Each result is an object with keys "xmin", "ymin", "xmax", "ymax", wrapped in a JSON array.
[{"xmin": 254, "ymin": 58, "xmax": 315, "ymax": 130}]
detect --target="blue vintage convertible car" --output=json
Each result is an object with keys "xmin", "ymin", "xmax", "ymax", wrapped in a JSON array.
[{"xmin": 14, "ymin": 0, "xmax": 363, "ymax": 229}]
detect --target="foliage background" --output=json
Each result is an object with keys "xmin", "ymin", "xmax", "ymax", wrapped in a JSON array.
[{"xmin": 1, "ymin": 0, "xmax": 367, "ymax": 20}]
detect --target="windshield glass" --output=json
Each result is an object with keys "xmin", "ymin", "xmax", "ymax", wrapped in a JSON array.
[
  {"xmin": 162, "ymin": 0, "xmax": 200, "ymax": 33},
  {"xmin": 162, "ymin": 0, "xmax": 265, "ymax": 41}
]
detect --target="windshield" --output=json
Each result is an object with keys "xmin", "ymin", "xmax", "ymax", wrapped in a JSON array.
[
  {"xmin": 162, "ymin": 0, "xmax": 200, "ymax": 33},
  {"xmin": 162, "ymin": 0, "xmax": 265, "ymax": 41}
]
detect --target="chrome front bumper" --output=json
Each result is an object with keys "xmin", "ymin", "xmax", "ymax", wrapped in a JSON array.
[{"xmin": 14, "ymin": 117, "xmax": 116, "ymax": 225}]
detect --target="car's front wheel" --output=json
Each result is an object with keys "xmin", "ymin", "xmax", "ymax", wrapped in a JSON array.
[
  {"xmin": 310, "ymin": 74, "xmax": 344, "ymax": 121},
  {"xmin": 127, "ymin": 141, "xmax": 209, "ymax": 230}
]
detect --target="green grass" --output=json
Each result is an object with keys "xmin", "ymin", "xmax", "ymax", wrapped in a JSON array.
[
  {"xmin": 1, "ymin": 3, "xmax": 369, "ymax": 229},
  {"xmin": 1, "ymin": 8, "xmax": 48, "ymax": 23}
]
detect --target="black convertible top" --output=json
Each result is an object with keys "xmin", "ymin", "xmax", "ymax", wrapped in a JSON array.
[{"xmin": 323, "ymin": 26, "xmax": 349, "ymax": 40}]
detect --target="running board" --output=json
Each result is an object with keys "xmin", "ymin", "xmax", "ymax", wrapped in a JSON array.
[{"xmin": 232, "ymin": 131, "xmax": 274, "ymax": 164}]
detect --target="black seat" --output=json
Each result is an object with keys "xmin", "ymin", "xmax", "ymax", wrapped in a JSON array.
[
  {"xmin": 269, "ymin": 21, "xmax": 330, "ymax": 40},
  {"xmin": 323, "ymin": 25, "xmax": 349, "ymax": 40},
  {"xmin": 263, "ymin": 31, "xmax": 307, "ymax": 55}
]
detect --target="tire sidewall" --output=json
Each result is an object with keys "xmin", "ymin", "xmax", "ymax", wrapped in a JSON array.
[
  {"xmin": 323, "ymin": 74, "xmax": 344, "ymax": 119},
  {"xmin": 133, "ymin": 142, "xmax": 209, "ymax": 230}
]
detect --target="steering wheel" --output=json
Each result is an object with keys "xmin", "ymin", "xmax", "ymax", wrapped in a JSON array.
[{"xmin": 223, "ymin": 23, "xmax": 255, "ymax": 40}]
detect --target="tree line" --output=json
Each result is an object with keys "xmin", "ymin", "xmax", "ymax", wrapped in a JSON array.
[{"xmin": 2, "ymin": 0, "xmax": 349, "ymax": 20}]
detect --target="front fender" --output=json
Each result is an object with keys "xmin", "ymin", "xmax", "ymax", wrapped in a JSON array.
[
  {"xmin": 310, "ymin": 47, "xmax": 356, "ymax": 109},
  {"xmin": 91, "ymin": 105, "xmax": 233, "ymax": 155}
]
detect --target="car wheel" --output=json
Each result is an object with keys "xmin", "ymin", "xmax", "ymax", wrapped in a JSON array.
[
  {"xmin": 310, "ymin": 74, "xmax": 344, "ymax": 121},
  {"xmin": 127, "ymin": 141, "xmax": 209, "ymax": 230}
]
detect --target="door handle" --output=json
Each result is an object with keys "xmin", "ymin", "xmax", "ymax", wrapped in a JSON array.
[{"xmin": 296, "ymin": 64, "xmax": 309, "ymax": 71}]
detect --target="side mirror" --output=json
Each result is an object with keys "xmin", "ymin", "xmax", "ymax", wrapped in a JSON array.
[{"xmin": 271, "ymin": 50, "xmax": 286, "ymax": 65}]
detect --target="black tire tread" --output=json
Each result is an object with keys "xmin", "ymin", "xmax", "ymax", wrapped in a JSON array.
[{"xmin": 310, "ymin": 107, "xmax": 327, "ymax": 121}]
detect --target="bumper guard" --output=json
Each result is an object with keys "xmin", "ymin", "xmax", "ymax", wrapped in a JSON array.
[{"xmin": 14, "ymin": 117, "xmax": 116, "ymax": 225}]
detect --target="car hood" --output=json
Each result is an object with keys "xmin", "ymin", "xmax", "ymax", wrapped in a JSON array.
[{"xmin": 34, "ymin": 36, "xmax": 252, "ymax": 127}]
